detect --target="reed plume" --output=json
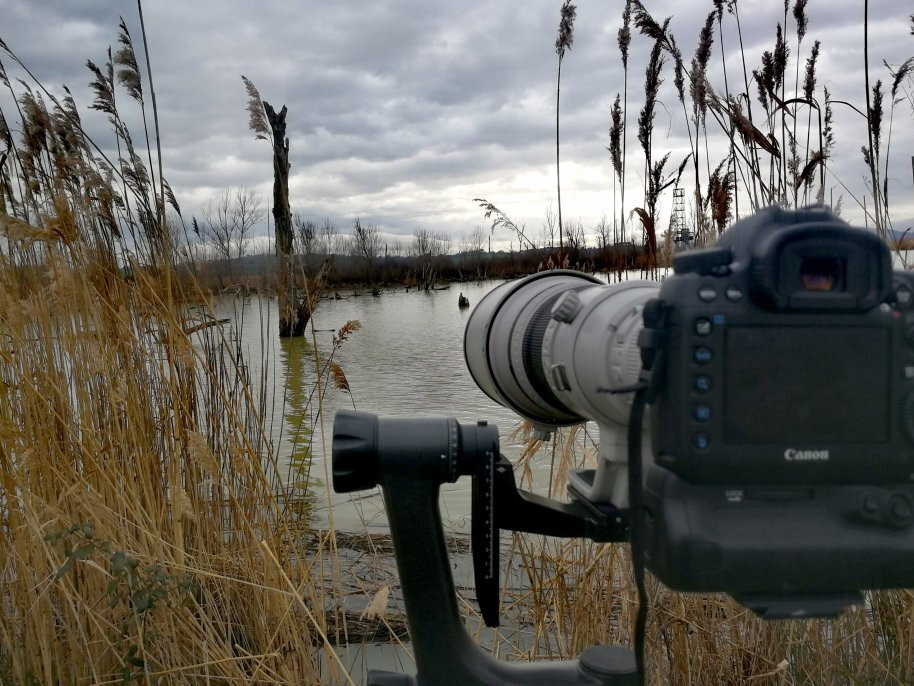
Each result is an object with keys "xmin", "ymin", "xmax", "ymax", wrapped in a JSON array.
[
  {"xmin": 637, "ymin": 35, "xmax": 666, "ymax": 159},
  {"xmin": 86, "ymin": 57, "xmax": 116, "ymax": 117},
  {"xmin": 788, "ymin": 0, "xmax": 810, "ymax": 204},
  {"xmin": 637, "ymin": 34, "xmax": 665, "ymax": 274},
  {"xmin": 713, "ymin": 0, "xmax": 739, "ymax": 218},
  {"xmin": 773, "ymin": 25, "xmax": 789, "ymax": 91},
  {"xmin": 862, "ymin": 78, "xmax": 884, "ymax": 233},
  {"xmin": 474, "ymin": 197, "xmax": 538, "ymax": 252},
  {"xmin": 793, "ymin": 0, "xmax": 809, "ymax": 43},
  {"xmin": 114, "ymin": 14, "xmax": 159, "ymax": 222},
  {"xmin": 609, "ymin": 94, "xmax": 623, "ymax": 184},
  {"xmin": 555, "ymin": 0, "xmax": 576, "ymax": 57},
  {"xmin": 689, "ymin": 12, "xmax": 715, "ymax": 237},
  {"xmin": 632, "ymin": 1, "xmax": 667, "ymax": 45},
  {"xmin": 330, "ymin": 362, "xmax": 352, "ymax": 393},
  {"xmin": 706, "ymin": 158, "xmax": 735, "ymax": 235},
  {"xmin": 802, "ymin": 41, "xmax": 820, "ymax": 103},
  {"xmin": 608, "ymin": 92, "xmax": 623, "ymax": 247},
  {"xmin": 618, "ymin": 1, "xmax": 631, "ymax": 69},
  {"xmin": 882, "ymin": 56, "xmax": 914, "ymax": 224},
  {"xmin": 869, "ymin": 81, "xmax": 883, "ymax": 156},
  {"xmin": 690, "ymin": 13, "xmax": 715, "ymax": 124},
  {"xmin": 114, "ymin": 17, "xmax": 142, "ymax": 102},
  {"xmin": 889, "ymin": 57, "xmax": 914, "ymax": 99},
  {"xmin": 863, "ymin": 0, "xmax": 885, "ymax": 235},
  {"xmin": 241, "ymin": 74, "xmax": 270, "ymax": 142},
  {"xmin": 800, "ymin": 38, "xmax": 823, "ymax": 201},
  {"xmin": 773, "ymin": 23, "xmax": 789, "ymax": 201}
]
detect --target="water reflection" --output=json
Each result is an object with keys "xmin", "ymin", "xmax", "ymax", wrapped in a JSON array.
[{"xmin": 278, "ymin": 334, "xmax": 321, "ymax": 524}]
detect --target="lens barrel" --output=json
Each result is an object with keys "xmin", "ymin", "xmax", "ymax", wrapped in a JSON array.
[
  {"xmin": 464, "ymin": 271, "xmax": 658, "ymax": 432},
  {"xmin": 465, "ymin": 271, "xmax": 601, "ymax": 427}
]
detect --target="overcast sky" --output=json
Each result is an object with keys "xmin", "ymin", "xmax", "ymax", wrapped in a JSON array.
[{"xmin": 1, "ymin": 1, "xmax": 912, "ymax": 250}]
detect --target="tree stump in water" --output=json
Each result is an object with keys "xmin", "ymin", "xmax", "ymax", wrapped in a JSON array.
[{"xmin": 264, "ymin": 100, "xmax": 309, "ymax": 337}]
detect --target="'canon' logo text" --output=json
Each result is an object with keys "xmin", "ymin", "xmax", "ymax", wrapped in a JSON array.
[{"xmin": 784, "ymin": 448, "xmax": 830, "ymax": 462}]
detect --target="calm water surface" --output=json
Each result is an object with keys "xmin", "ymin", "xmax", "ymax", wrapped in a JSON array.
[{"xmin": 219, "ymin": 280, "xmax": 534, "ymax": 534}]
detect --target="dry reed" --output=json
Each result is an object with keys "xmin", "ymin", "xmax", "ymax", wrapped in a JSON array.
[{"xmin": 0, "ymin": 18, "xmax": 370, "ymax": 684}]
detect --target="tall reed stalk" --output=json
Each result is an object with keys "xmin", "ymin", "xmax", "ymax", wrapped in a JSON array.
[{"xmin": 554, "ymin": 0, "xmax": 577, "ymax": 255}]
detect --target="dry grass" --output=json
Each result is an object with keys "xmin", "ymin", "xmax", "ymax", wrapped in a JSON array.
[
  {"xmin": 0, "ymin": 19, "xmax": 371, "ymax": 684},
  {"xmin": 0, "ymin": 222, "xmax": 357, "ymax": 683}
]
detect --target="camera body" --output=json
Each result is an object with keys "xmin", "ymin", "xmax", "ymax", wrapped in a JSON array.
[
  {"xmin": 651, "ymin": 205, "xmax": 911, "ymax": 484},
  {"xmin": 641, "ymin": 206, "xmax": 914, "ymax": 609}
]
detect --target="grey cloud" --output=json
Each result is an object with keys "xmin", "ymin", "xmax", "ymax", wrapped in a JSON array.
[{"xmin": 1, "ymin": 0, "xmax": 912, "ymax": 240}]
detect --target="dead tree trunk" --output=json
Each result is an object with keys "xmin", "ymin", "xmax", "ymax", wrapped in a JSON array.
[{"xmin": 264, "ymin": 101, "xmax": 309, "ymax": 337}]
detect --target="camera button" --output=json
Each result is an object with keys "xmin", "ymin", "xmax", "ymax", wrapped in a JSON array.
[
  {"xmin": 698, "ymin": 286, "xmax": 717, "ymax": 302},
  {"xmin": 887, "ymin": 493, "xmax": 914, "ymax": 526},
  {"xmin": 694, "ymin": 375, "xmax": 712, "ymax": 393},
  {"xmin": 693, "ymin": 433, "xmax": 711, "ymax": 450},
  {"xmin": 725, "ymin": 286, "xmax": 743, "ymax": 302},
  {"xmin": 862, "ymin": 493, "xmax": 881, "ymax": 515},
  {"xmin": 694, "ymin": 404, "xmax": 711, "ymax": 421},
  {"xmin": 693, "ymin": 347, "xmax": 713, "ymax": 364},
  {"xmin": 694, "ymin": 318, "xmax": 712, "ymax": 336}
]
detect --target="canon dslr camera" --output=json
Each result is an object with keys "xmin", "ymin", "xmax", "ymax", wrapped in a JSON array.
[
  {"xmin": 464, "ymin": 205, "xmax": 914, "ymax": 616},
  {"xmin": 640, "ymin": 205, "xmax": 914, "ymax": 614}
]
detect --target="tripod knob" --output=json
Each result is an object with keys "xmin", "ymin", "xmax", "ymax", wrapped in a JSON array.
[{"xmin": 332, "ymin": 410, "xmax": 380, "ymax": 492}]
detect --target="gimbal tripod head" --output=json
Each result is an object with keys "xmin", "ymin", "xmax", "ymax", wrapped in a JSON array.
[{"xmin": 333, "ymin": 410, "xmax": 638, "ymax": 686}]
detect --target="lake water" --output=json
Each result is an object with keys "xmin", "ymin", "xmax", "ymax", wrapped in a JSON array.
[{"xmin": 216, "ymin": 279, "xmax": 544, "ymax": 535}]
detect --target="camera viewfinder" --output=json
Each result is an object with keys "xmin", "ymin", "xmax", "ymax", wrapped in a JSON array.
[{"xmin": 800, "ymin": 257, "xmax": 843, "ymax": 292}]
